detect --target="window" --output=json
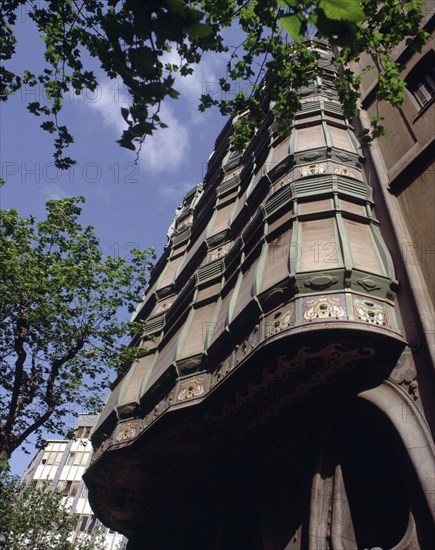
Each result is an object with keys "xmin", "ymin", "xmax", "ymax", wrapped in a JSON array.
[
  {"xmin": 60, "ymin": 480, "xmax": 80, "ymax": 497},
  {"xmin": 79, "ymin": 515, "xmax": 90, "ymax": 532},
  {"xmin": 61, "ymin": 480, "xmax": 71, "ymax": 495},
  {"xmin": 67, "ymin": 450, "xmax": 90, "ymax": 466},
  {"xmin": 77, "ymin": 514, "xmax": 98, "ymax": 533},
  {"xmin": 75, "ymin": 426, "xmax": 92, "ymax": 438},
  {"xmin": 407, "ymin": 53, "xmax": 435, "ymax": 109},
  {"xmin": 42, "ymin": 449, "xmax": 63, "ymax": 465},
  {"xmin": 70, "ymin": 480, "xmax": 80, "ymax": 497},
  {"xmin": 412, "ymin": 73, "xmax": 435, "ymax": 107}
]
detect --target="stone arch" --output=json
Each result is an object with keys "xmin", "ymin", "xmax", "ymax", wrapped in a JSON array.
[
  {"xmin": 308, "ymin": 381, "xmax": 435, "ymax": 549},
  {"xmin": 358, "ymin": 380, "xmax": 435, "ymax": 522}
]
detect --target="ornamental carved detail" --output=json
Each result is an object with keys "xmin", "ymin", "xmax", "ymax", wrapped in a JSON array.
[
  {"xmin": 389, "ymin": 349, "xmax": 419, "ymax": 402},
  {"xmin": 235, "ymin": 327, "xmax": 260, "ymax": 364},
  {"xmin": 156, "ymin": 300, "xmax": 172, "ymax": 314},
  {"xmin": 304, "ymin": 274, "xmax": 338, "ymax": 290},
  {"xmin": 353, "ymin": 298, "xmax": 387, "ymax": 326},
  {"xmin": 289, "ymin": 160, "xmax": 361, "ymax": 182},
  {"xmin": 336, "ymin": 153, "xmax": 352, "ymax": 162},
  {"xmin": 356, "ymin": 277, "xmax": 381, "ymax": 292},
  {"xmin": 302, "ymin": 295, "xmax": 347, "ymax": 322},
  {"xmin": 177, "ymin": 376, "xmax": 206, "ymax": 402},
  {"xmin": 265, "ymin": 307, "xmax": 294, "ymax": 337},
  {"xmin": 300, "ymin": 152, "xmax": 323, "ymax": 163},
  {"xmin": 115, "ymin": 421, "xmax": 137, "ymax": 443},
  {"xmin": 300, "ymin": 162, "xmax": 328, "ymax": 176},
  {"xmin": 332, "ymin": 163, "xmax": 355, "ymax": 178}
]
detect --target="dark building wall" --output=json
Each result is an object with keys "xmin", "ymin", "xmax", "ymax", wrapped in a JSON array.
[
  {"xmin": 355, "ymin": 15, "xmax": 435, "ymax": 309},
  {"xmin": 396, "ymin": 163, "xmax": 435, "ymax": 305},
  {"xmin": 354, "ymin": 11, "xmax": 435, "ymax": 440}
]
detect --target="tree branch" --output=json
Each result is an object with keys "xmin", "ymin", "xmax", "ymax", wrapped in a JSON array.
[
  {"xmin": 5, "ymin": 315, "xmax": 28, "ymax": 435},
  {"xmin": 8, "ymin": 336, "xmax": 85, "ymax": 456}
]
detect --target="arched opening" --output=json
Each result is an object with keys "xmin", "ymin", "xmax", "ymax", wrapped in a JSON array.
[{"xmin": 309, "ymin": 394, "xmax": 435, "ymax": 549}]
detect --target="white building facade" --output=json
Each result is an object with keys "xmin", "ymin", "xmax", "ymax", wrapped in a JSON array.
[{"xmin": 21, "ymin": 415, "xmax": 126, "ymax": 550}]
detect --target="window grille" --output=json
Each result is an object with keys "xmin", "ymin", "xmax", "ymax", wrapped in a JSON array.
[{"xmin": 407, "ymin": 53, "xmax": 435, "ymax": 109}]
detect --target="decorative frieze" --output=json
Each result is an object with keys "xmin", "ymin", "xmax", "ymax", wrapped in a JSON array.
[
  {"xmin": 302, "ymin": 294, "xmax": 347, "ymax": 323},
  {"xmin": 265, "ymin": 306, "xmax": 295, "ymax": 337},
  {"xmin": 115, "ymin": 421, "xmax": 137, "ymax": 443},
  {"xmin": 235, "ymin": 326, "xmax": 261, "ymax": 364},
  {"xmin": 352, "ymin": 297, "xmax": 387, "ymax": 326},
  {"xmin": 175, "ymin": 374, "xmax": 208, "ymax": 403},
  {"xmin": 155, "ymin": 299, "xmax": 173, "ymax": 314},
  {"xmin": 205, "ymin": 343, "xmax": 377, "ymax": 428}
]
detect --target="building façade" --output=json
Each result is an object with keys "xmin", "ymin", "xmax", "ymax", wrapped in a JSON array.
[{"xmin": 84, "ymin": 29, "xmax": 435, "ymax": 550}]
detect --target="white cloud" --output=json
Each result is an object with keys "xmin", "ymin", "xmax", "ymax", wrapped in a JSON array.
[
  {"xmin": 82, "ymin": 79, "xmax": 127, "ymax": 134},
  {"xmin": 78, "ymin": 47, "xmax": 228, "ymax": 177},
  {"xmin": 138, "ymin": 103, "xmax": 191, "ymax": 173},
  {"xmin": 81, "ymin": 80, "xmax": 191, "ymax": 174}
]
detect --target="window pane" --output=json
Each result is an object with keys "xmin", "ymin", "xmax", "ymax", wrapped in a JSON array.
[
  {"xmin": 46, "ymin": 452, "xmax": 58, "ymax": 465},
  {"xmin": 61, "ymin": 481, "xmax": 72, "ymax": 496},
  {"xmin": 407, "ymin": 53, "xmax": 435, "ymax": 109},
  {"xmin": 70, "ymin": 481, "xmax": 80, "ymax": 497},
  {"xmin": 88, "ymin": 516, "xmax": 97, "ymax": 530},
  {"xmin": 80, "ymin": 452, "xmax": 90, "ymax": 466},
  {"xmin": 80, "ymin": 515, "xmax": 89, "ymax": 531}
]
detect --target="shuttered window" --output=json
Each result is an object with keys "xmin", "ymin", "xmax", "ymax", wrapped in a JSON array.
[
  {"xmin": 261, "ymin": 229, "xmax": 292, "ymax": 291},
  {"xmin": 301, "ymin": 218, "xmax": 340, "ymax": 270},
  {"xmin": 344, "ymin": 219, "xmax": 382, "ymax": 274},
  {"xmin": 295, "ymin": 125, "xmax": 324, "ymax": 151}
]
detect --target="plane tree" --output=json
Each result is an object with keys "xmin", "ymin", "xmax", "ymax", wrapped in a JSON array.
[{"xmin": 0, "ymin": 197, "xmax": 154, "ymax": 469}]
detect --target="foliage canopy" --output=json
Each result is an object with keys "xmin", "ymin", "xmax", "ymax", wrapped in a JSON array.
[
  {"xmin": 0, "ymin": 197, "xmax": 154, "ymax": 466},
  {"xmin": 0, "ymin": 473, "xmax": 107, "ymax": 549},
  {"xmin": 0, "ymin": 0, "xmax": 429, "ymax": 168}
]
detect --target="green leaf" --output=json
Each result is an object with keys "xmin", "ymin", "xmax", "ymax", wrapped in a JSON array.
[
  {"xmin": 129, "ymin": 47, "xmax": 158, "ymax": 78},
  {"xmin": 278, "ymin": 0, "xmax": 299, "ymax": 7},
  {"xmin": 166, "ymin": 0, "xmax": 188, "ymax": 16},
  {"xmin": 312, "ymin": 9, "xmax": 358, "ymax": 45},
  {"xmin": 40, "ymin": 121, "xmax": 56, "ymax": 133},
  {"xmin": 318, "ymin": 0, "xmax": 364, "ymax": 22},
  {"xmin": 373, "ymin": 31, "xmax": 383, "ymax": 42},
  {"xmin": 0, "ymin": 0, "xmax": 426, "ymax": 163},
  {"xmin": 117, "ymin": 138, "xmax": 136, "ymax": 151},
  {"xmin": 0, "ymin": 197, "xmax": 153, "ymax": 460},
  {"xmin": 121, "ymin": 107, "xmax": 130, "ymax": 122},
  {"xmin": 280, "ymin": 14, "xmax": 305, "ymax": 40},
  {"xmin": 184, "ymin": 22, "xmax": 213, "ymax": 39}
]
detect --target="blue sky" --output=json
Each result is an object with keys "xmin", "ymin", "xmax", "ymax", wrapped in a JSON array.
[{"xmin": 1, "ymin": 9, "xmax": 234, "ymax": 476}]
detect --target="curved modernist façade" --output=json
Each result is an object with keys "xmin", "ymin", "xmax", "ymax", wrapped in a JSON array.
[{"xmin": 85, "ymin": 38, "xmax": 435, "ymax": 549}]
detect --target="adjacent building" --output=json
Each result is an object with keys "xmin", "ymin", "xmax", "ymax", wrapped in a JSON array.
[
  {"xmin": 21, "ymin": 414, "xmax": 126, "ymax": 550},
  {"xmin": 85, "ymin": 23, "xmax": 434, "ymax": 550}
]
